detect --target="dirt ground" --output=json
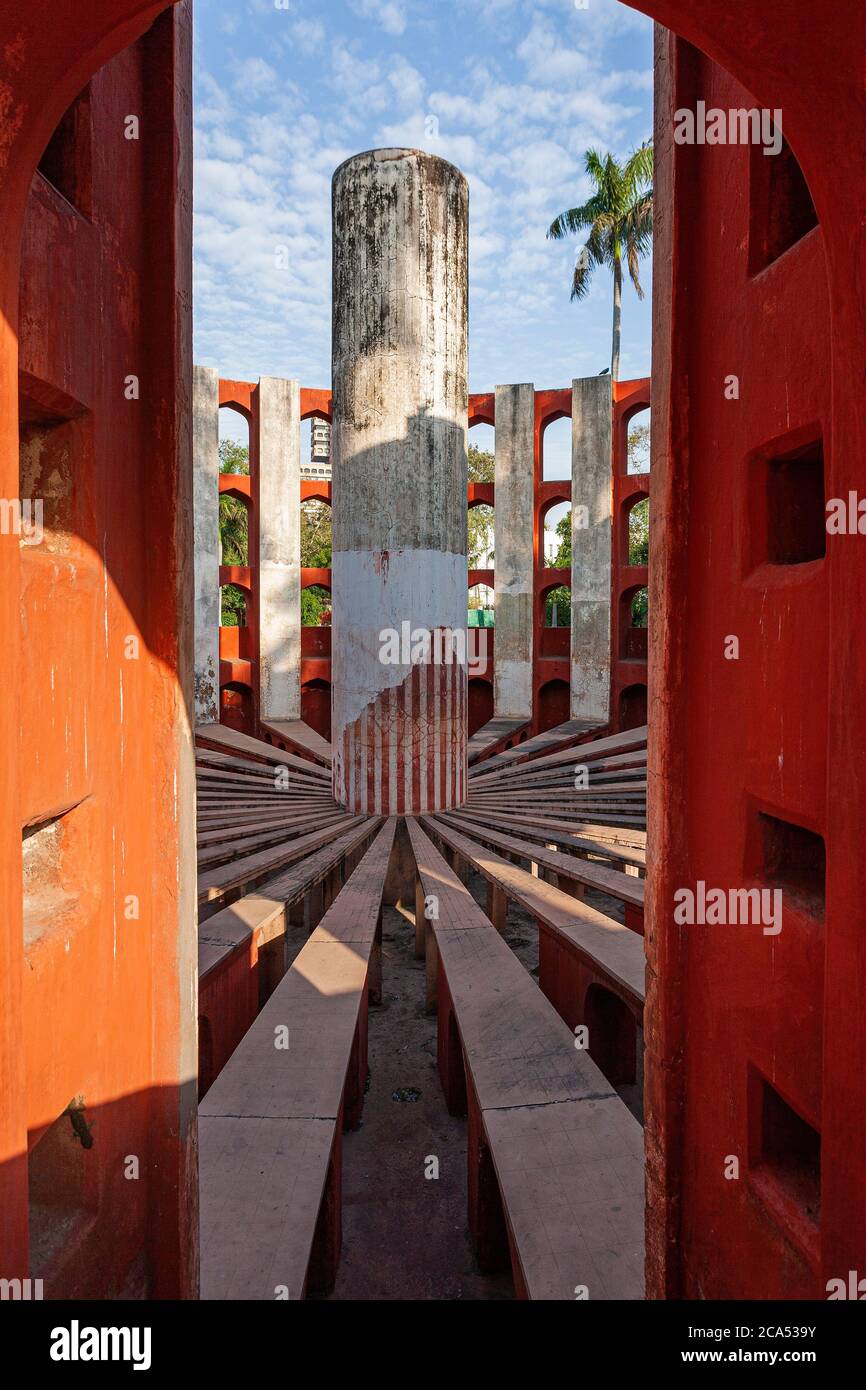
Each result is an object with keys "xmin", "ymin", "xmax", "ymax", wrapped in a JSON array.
[{"xmin": 325, "ymin": 865, "xmax": 639, "ymax": 1301}]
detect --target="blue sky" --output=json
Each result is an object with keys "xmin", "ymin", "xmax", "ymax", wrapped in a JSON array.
[{"xmin": 193, "ymin": 0, "xmax": 653, "ymax": 461}]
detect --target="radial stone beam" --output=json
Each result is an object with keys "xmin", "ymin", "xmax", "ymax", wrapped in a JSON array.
[{"xmin": 331, "ymin": 148, "xmax": 469, "ymax": 814}]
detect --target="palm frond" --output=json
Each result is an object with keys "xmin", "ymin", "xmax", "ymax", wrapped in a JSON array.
[
  {"xmin": 627, "ymin": 239, "xmax": 645, "ymax": 299},
  {"xmin": 547, "ymin": 202, "xmax": 594, "ymax": 240},
  {"xmin": 623, "ymin": 141, "xmax": 653, "ymax": 196},
  {"xmin": 620, "ymin": 195, "xmax": 654, "ymax": 253}
]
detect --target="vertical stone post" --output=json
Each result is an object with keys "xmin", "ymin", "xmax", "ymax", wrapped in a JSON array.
[
  {"xmin": 493, "ymin": 382, "xmax": 534, "ymax": 720},
  {"xmin": 331, "ymin": 148, "xmax": 469, "ymax": 813},
  {"xmin": 258, "ymin": 376, "xmax": 301, "ymax": 725},
  {"xmin": 193, "ymin": 364, "xmax": 220, "ymax": 724},
  {"xmin": 570, "ymin": 376, "xmax": 613, "ymax": 722}
]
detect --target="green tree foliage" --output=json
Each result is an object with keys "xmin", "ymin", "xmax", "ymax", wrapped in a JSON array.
[
  {"xmin": 628, "ymin": 498, "xmax": 649, "ymax": 566},
  {"xmin": 219, "ymin": 440, "xmax": 249, "ymax": 625},
  {"xmin": 467, "ymin": 445, "xmax": 495, "ymax": 572},
  {"xmin": 221, "ymin": 583, "xmax": 246, "ymax": 627},
  {"xmin": 545, "ymin": 586, "xmax": 571, "ymax": 626},
  {"xmin": 631, "ymin": 587, "xmax": 648, "ymax": 628},
  {"xmin": 627, "ymin": 421, "xmax": 650, "ymax": 474},
  {"xmin": 301, "ymin": 584, "xmax": 331, "ymax": 626},
  {"xmin": 218, "ymin": 439, "xmax": 249, "ymax": 567},
  {"xmin": 552, "ymin": 511, "xmax": 572, "ymax": 569},
  {"xmin": 219, "ymin": 439, "xmax": 249, "ymax": 474},
  {"xmin": 468, "ymin": 443, "xmax": 494, "ymax": 482},
  {"xmin": 301, "ymin": 500, "xmax": 332, "ymax": 626}
]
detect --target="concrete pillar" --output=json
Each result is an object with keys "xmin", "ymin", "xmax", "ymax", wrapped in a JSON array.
[
  {"xmin": 193, "ymin": 365, "xmax": 220, "ymax": 724},
  {"xmin": 493, "ymin": 383, "xmax": 534, "ymax": 720},
  {"xmin": 331, "ymin": 148, "xmax": 469, "ymax": 813},
  {"xmin": 570, "ymin": 376, "xmax": 613, "ymax": 722},
  {"xmin": 258, "ymin": 376, "xmax": 301, "ymax": 724}
]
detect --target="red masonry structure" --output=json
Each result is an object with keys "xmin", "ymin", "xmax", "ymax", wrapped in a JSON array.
[
  {"xmin": 1, "ymin": 0, "xmax": 864, "ymax": 1309},
  {"xmin": 1, "ymin": 0, "xmax": 197, "ymax": 1299}
]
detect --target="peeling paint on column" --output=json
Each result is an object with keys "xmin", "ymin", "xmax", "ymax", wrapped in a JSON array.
[{"xmin": 331, "ymin": 148, "xmax": 469, "ymax": 812}]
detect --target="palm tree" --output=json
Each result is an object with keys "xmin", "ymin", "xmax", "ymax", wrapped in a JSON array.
[{"xmin": 547, "ymin": 143, "xmax": 653, "ymax": 380}]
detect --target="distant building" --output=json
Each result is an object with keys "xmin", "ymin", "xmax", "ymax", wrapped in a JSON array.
[
  {"xmin": 543, "ymin": 528, "xmax": 560, "ymax": 564},
  {"xmin": 302, "ymin": 417, "xmax": 332, "ymax": 481}
]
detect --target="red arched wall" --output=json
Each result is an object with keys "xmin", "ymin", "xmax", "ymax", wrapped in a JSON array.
[
  {"xmin": 0, "ymin": 0, "xmax": 196, "ymax": 1299},
  {"xmin": 636, "ymin": 1, "xmax": 866, "ymax": 1302}
]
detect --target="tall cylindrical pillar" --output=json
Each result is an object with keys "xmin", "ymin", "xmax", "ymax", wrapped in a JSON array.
[{"xmin": 331, "ymin": 148, "xmax": 468, "ymax": 813}]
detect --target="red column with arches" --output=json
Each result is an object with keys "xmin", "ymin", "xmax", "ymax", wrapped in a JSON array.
[
  {"xmin": 299, "ymin": 387, "xmax": 333, "ymax": 739},
  {"xmin": 612, "ymin": 379, "xmax": 651, "ymax": 731},
  {"xmin": 637, "ymin": 0, "xmax": 866, "ymax": 1301},
  {"xmin": 218, "ymin": 379, "xmax": 258, "ymax": 735}
]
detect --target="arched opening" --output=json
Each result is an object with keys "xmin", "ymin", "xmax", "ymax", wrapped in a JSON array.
[
  {"xmin": 626, "ymin": 408, "xmax": 650, "ymax": 475},
  {"xmin": 302, "ymin": 582, "xmax": 331, "ymax": 628},
  {"xmin": 542, "ymin": 500, "xmax": 570, "ymax": 568},
  {"xmin": 301, "ymin": 496, "xmax": 331, "ymax": 566},
  {"xmin": 219, "ymin": 404, "xmax": 250, "ymax": 469},
  {"xmin": 219, "ymin": 407, "xmax": 250, "ymax": 569},
  {"xmin": 622, "ymin": 578, "xmax": 650, "ymax": 658},
  {"xmin": 544, "ymin": 583, "xmax": 571, "ymax": 628},
  {"xmin": 468, "ymin": 677, "xmax": 494, "ymax": 737},
  {"xmin": 301, "ymin": 678, "xmax": 331, "ymax": 741},
  {"xmin": 620, "ymin": 584, "xmax": 648, "ymax": 659},
  {"xmin": 620, "ymin": 682, "xmax": 647, "ymax": 731},
  {"xmin": 468, "ymin": 501, "xmax": 494, "ymax": 571},
  {"xmin": 220, "ymin": 583, "xmax": 246, "ymax": 627},
  {"xmin": 538, "ymin": 678, "xmax": 570, "ymax": 732},
  {"xmin": 468, "ymin": 421, "xmax": 495, "ymax": 482},
  {"xmin": 220, "ymin": 681, "xmax": 254, "ymax": 736},
  {"xmin": 468, "ymin": 582, "xmax": 494, "ymax": 626},
  {"xmin": 626, "ymin": 494, "xmax": 650, "ymax": 566},
  {"xmin": 584, "ymin": 984, "xmax": 639, "ymax": 1105},
  {"xmin": 300, "ymin": 414, "xmax": 332, "ymax": 483},
  {"xmin": 541, "ymin": 414, "xmax": 571, "ymax": 482},
  {"xmin": 301, "ymin": 496, "xmax": 332, "ymax": 630}
]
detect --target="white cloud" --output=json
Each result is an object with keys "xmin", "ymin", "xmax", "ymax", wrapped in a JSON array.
[
  {"xmin": 290, "ymin": 18, "xmax": 326, "ymax": 53},
  {"xmin": 517, "ymin": 20, "xmax": 592, "ymax": 85},
  {"xmin": 192, "ymin": 0, "xmax": 653, "ymax": 388},
  {"xmin": 388, "ymin": 58, "xmax": 425, "ymax": 109},
  {"xmin": 349, "ymin": 0, "xmax": 408, "ymax": 37},
  {"xmin": 233, "ymin": 57, "xmax": 278, "ymax": 95}
]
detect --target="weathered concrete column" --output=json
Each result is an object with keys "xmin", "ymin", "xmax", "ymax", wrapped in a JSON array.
[
  {"xmin": 258, "ymin": 376, "xmax": 301, "ymax": 724},
  {"xmin": 193, "ymin": 364, "xmax": 220, "ymax": 724},
  {"xmin": 493, "ymin": 383, "xmax": 534, "ymax": 720},
  {"xmin": 331, "ymin": 148, "xmax": 469, "ymax": 814},
  {"xmin": 570, "ymin": 376, "xmax": 613, "ymax": 722}
]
